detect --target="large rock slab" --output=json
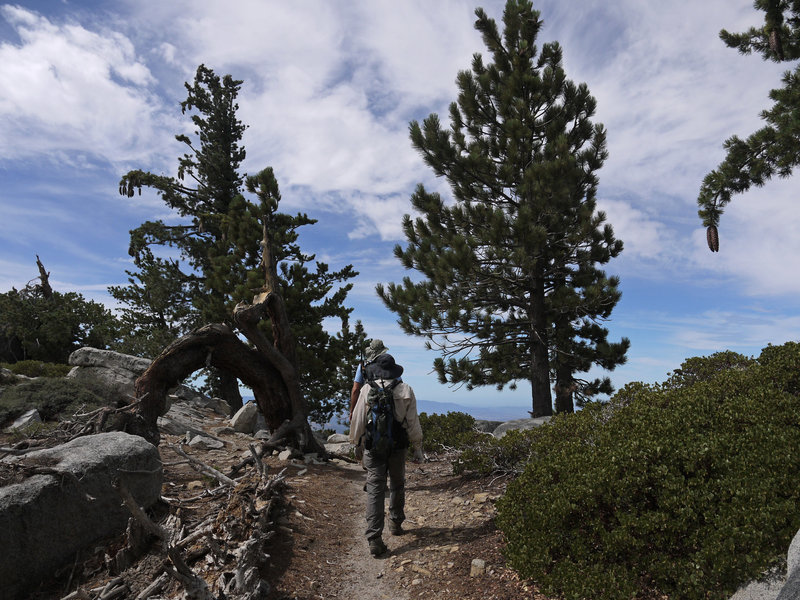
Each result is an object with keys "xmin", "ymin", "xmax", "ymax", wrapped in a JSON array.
[
  {"xmin": 0, "ymin": 432, "xmax": 162, "ymax": 600},
  {"xmin": 775, "ymin": 529, "xmax": 800, "ymax": 600},
  {"xmin": 731, "ymin": 575, "xmax": 784, "ymax": 600},
  {"xmin": 230, "ymin": 402, "xmax": 259, "ymax": 434},
  {"xmin": 492, "ymin": 417, "xmax": 551, "ymax": 438},
  {"xmin": 474, "ymin": 420, "xmax": 503, "ymax": 433},
  {"xmin": 3, "ymin": 408, "xmax": 42, "ymax": 432},
  {"xmin": 67, "ymin": 347, "xmax": 152, "ymax": 404}
]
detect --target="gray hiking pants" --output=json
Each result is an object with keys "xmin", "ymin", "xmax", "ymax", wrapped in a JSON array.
[{"xmin": 363, "ymin": 448, "xmax": 406, "ymax": 541}]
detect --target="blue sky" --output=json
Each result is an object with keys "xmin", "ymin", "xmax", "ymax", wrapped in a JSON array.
[{"xmin": 1, "ymin": 0, "xmax": 798, "ymax": 417}]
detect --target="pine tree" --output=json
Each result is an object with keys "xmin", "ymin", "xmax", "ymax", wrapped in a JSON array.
[
  {"xmin": 242, "ymin": 167, "xmax": 359, "ymax": 426},
  {"xmin": 697, "ymin": 0, "xmax": 800, "ymax": 250},
  {"xmin": 1, "ymin": 261, "xmax": 120, "ymax": 364},
  {"xmin": 115, "ymin": 66, "xmax": 359, "ymax": 419},
  {"xmin": 108, "ymin": 250, "xmax": 194, "ymax": 359},
  {"xmin": 377, "ymin": 0, "xmax": 628, "ymax": 415}
]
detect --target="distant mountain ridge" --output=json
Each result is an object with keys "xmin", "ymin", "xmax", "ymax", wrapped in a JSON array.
[
  {"xmin": 416, "ymin": 400, "xmax": 529, "ymax": 422},
  {"xmin": 242, "ymin": 397, "xmax": 528, "ymax": 432}
]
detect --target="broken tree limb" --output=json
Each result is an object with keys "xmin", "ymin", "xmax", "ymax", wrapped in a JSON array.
[
  {"xmin": 172, "ymin": 444, "xmax": 238, "ymax": 487},
  {"xmin": 248, "ymin": 443, "xmax": 265, "ymax": 476},
  {"xmin": 59, "ymin": 589, "xmax": 91, "ymax": 600},
  {"xmin": 113, "ymin": 479, "xmax": 167, "ymax": 547},
  {"xmin": 165, "ymin": 545, "xmax": 217, "ymax": 600},
  {"xmin": 115, "ymin": 478, "xmax": 218, "ymax": 599},
  {"xmin": 134, "ymin": 572, "xmax": 169, "ymax": 600}
]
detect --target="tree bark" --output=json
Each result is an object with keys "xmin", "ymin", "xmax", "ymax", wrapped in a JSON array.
[
  {"xmin": 553, "ymin": 374, "xmax": 576, "ymax": 414},
  {"xmin": 529, "ymin": 270, "xmax": 553, "ymax": 417},
  {"xmin": 134, "ymin": 323, "xmax": 300, "ymax": 446},
  {"xmin": 36, "ymin": 255, "xmax": 53, "ymax": 299},
  {"xmin": 218, "ymin": 369, "xmax": 243, "ymax": 415}
]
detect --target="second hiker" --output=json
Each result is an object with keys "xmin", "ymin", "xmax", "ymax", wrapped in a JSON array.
[{"xmin": 349, "ymin": 352, "xmax": 424, "ymax": 557}]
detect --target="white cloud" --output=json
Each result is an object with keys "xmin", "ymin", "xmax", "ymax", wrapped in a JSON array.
[
  {"xmin": 0, "ymin": 5, "xmax": 174, "ymax": 165},
  {"xmin": 689, "ymin": 179, "xmax": 800, "ymax": 296},
  {"xmin": 540, "ymin": 0, "xmax": 787, "ymax": 208},
  {"xmin": 599, "ymin": 198, "xmax": 673, "ymax": 261},
  {"xmin": 669, "ymin": 308, "xmax": 800, "ymax": 352}
]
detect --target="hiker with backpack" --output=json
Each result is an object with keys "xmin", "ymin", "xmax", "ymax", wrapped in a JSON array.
[
  {"xmin": 349, "ymin": 339, "xmax": 400, "ymax": 421},
  {"xmin": 349, "ymin": 353, "xmax": 424, "ymax": 557}
]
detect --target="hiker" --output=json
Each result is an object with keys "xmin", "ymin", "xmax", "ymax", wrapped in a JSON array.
[
  {"xmin": 349, "ymin": 353, "xmax": 424, "ymax": 557},
  {"xmin": 350, "ymin": 339, "xmax": 396, "ymax": 421}
]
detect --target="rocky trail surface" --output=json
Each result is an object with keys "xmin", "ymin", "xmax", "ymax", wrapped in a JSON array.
[{"xmin": 2, "ymin": 399, "xmax": 546, "ymax": 600}]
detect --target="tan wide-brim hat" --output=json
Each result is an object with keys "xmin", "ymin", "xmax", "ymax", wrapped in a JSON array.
[{"xmin": 365, "ymin": 339, "xmax": 388, "ymax": 362}]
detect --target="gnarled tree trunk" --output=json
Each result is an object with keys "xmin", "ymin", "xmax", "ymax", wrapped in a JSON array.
[{"xmin": 132, "ymin": 219, "xmax": 325, "ymax": 455}]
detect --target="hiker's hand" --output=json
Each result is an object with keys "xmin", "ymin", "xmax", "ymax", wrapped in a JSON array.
[{"xmin": 412, "ymin": 447, "xmax": 424, "ymax": 463}]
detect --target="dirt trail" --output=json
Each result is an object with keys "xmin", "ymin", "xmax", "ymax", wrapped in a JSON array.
[
  {"xmin": 4, "ymin": 400, "xmax": 542, "ymax": 599},
  {"xmin": 320, "ymin": 462, "xmax": 409, "ymax": 600},
  {"xmin": 269, "ymin": 456, "xmax": 540, "ymax": 600}
]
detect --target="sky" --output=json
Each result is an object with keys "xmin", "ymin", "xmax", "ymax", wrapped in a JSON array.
[{"xmin": 1, "ymin": 0, "xmax": 798, "ymax": 417}]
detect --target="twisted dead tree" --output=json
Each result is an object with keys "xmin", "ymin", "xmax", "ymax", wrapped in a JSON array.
[{"xmin": 133, "ymin": 218, "xmax": 325, "ymax": 455}]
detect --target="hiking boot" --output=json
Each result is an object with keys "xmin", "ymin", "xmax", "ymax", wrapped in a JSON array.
[
  {"xmin": 388, "ymin": 520, "xmax": 404, "ymax": 536},
  {"xmin": 368, "ymin": 537, "xmax": 388, "ymax": 557}
]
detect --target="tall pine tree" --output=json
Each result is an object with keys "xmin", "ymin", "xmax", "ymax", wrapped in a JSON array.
[
  {"xmin": 378, "ymin": 0, "xmax": 628, "ymax": 415},
  {"xmin": 115, "ymin": 65, "xmax": 359, "ymax": 421},
  {"xmin": 697, "ymin": 0, "xmax": 800, "ymax": 251}
]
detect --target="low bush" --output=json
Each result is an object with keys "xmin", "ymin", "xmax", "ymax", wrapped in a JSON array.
[
  {"xmin": 0, "ymin": 378, "xmax": 106, "ymax": 426},
  {"xmin": 418, "ymin": 411, "xmax": 480, "ymax": 452},
  {"xmin": 495, "ymin": 342, "xmax": 800, "ymax": 599},
  {"xmin": 1, "ymin": 360, "xmax": 72, "ymax": 378},
  {"xmin": 454, "ymin": 427, "xmax": 541, "ymax": 475}
]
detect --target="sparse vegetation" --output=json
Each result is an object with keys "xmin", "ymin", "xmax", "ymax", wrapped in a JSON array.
[
  {"xmin": 0, "ymin": 377, "xmax": 106, "ymax": 426},
  {"xmin": 418, "ymin": 411, "xmax": 480, "ymax": 452},
  {"xmin": 1, "ymin": 360, "xmax": 72, "ymax": 378},
  {"xmin": 454, "ymin": 428, "xmax": 541, "ymax": 476}
]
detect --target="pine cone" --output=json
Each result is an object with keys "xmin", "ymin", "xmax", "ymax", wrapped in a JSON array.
[
  {"xmin": 769, "ymin": 28, "xmax": 784, "ymax": 60},
  {"xmin": 706, "ymin": 225, "xmax": 719, "ymax": 252}
]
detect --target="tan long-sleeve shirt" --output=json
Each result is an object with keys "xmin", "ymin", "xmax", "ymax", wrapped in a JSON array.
[{"xmin": 349, "ymin": 378, "xmax": 423, "ymax": 449}]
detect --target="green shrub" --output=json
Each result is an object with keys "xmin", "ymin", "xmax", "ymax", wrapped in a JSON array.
[
  {"xmin": 419, "ymin": 411, "xmax": 480, "ymax": 452},
  {"xmin": 0, "ymin": 378, "xmax": 106, "ymax": 426},
  {"xmin": 1, "ymin": 360, "xmax": 72, "ymax": 378},
  {"xmin": 496, "ymin": 342, "xmax": 800, "ymax": 600}
]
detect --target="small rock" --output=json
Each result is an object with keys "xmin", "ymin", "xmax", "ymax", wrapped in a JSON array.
[
  {"xmin": 187, "ymin": 481, "xmax": 205, "ymax": 490},
  {"xmin": 187, "ymin": 435, "xmax": 224, "ymax": 450},
  {"xmin": 230, "ymin": 402, "xmax": 259, "ymax": 433},
  {"xmin": 254, "ymin": 429, "xmax": 271, "ymax": 440},
  {"xmin": 324, "ymin": 442, "xmax": 352, "ymax": 456},
  {"xmin": 411, "ymin": 579, "xmax": 422, "ymax": 586},
  {"xmin": 326, "ymin": 433, "xmax": 349, "ymax": 444},
  {"xmin": 451, "ymin": 496, "xmax": 465, "ymax": 506},
  {"xmin": 411, "ymin": 565, "xmax": 432, "ymax": 577},
  {"xmin": 470, "ymin": 558, "xmax": 486, "ymax": 577},
  {"xmin": 473, "ymin": 492, "xmax": 490, "ymax": 504},
  {"xmin": 4, "ymin": 409, "xmax": 42, "ymax": 432},
  {"xmin": 278, "ymin": 449, "xmax": 293, "ymax": 461}
]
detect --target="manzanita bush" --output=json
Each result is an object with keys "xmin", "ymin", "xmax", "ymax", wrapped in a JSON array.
[{"xmin": 495, "ymin": 342, "xmax": 800, "ymax": 599}]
